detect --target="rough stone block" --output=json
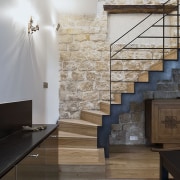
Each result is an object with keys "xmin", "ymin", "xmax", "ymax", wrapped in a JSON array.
[
  {"xmin": 154, "ymin": 91, "xmax": 180, "ymax": 99},
  {"xmin": 109, "ymin": 131, "xmax": 126, "ymax": 145},
  {"xmin": 95, "ymin": 61, "xmax": 109, "ymax": 71},
  {"xmin": 156, "ymin": 82, "xmax": 179, "ymax": 91},
  {"xmin": 63, "ymin": 61, "xmax": 77, "ymax": 71},
  {"xmin": 78, "ymin": 82, "xmax": 94, "ymax": 91},
  {"xmin": 119, "ymin": 113, "xmax": 131, "ymax": 123},
  {"xmin": 143, "ymin": 91, "xmax": 154, "ymax": 99},
  {"xmin": 74, "ymin": 34, "xmax": 90, "ymax": 42},
  {"xmin": 90, "ymin": 34, "xmax": 107, "ymax": 42},
  {"xmin": 72, "ymin": 71, "xmax": 86, "ymax": 81},
  {"xmin": 86, "ymin": 71, "xmax": 98, "ymax": 81},
  {"xmin": 60, "ymin": 51, "xmax": 71, "ymax": 61},
  {"xmin": 79, "ymin": 101, "xmax": 99, "ymax": 110},
  {"xmin": 172, "ymin": 69, "xmax": 180, "ymax": 83},
  {"xmin": 78, "ymin": 61, "xmax": 95, "ymax": 71},
  {"xmin": 96, "ymin": 81, "xmax": 110, "ymax": 91},
  {"xmin": 60, "ymin": 92, "xmax": 82, "ymax": 101},
  {"xmin": 79, "ymin": 100, "xmax": 99, "ymax": 110},
  {"xmin": 59, "ymin": 44, "xmax": 67, "ymax": 51},
  {"xmin": 59, "ymin": 35, "xmax": 73, "ymax": 43},
  {"xmin": 131, "ymin": 112, "xmax": 144, "ymax": 122},
  {"xmin": 111, "ymin": 124, "xmax": 123, "ymax": 131},
  {"xmin": 99, "ymin": 90, "xmax": 111, "ymax": 101},
  {"xmin": 69, "ymin": 43, "xmax": 80, "ymax": 51},
  {"xmin": 130, "ymin": 102, "xmax": 144, "ymax": 112},
  {"xmin": 82, "ymin": 91, "xmax": 99, "ymax": 101}
]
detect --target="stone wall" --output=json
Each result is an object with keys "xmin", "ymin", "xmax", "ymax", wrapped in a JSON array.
[
  {"xmin": 110, "ymin": 102, "xmax": 145, "ymax": 145},
  {"xmin": 109, "ymin": 68, "xmax": 180, "ymax": 145},
  {"xmin": 58, "ymin": 5, "xmax": 110, "ymax": 118},
  {"xmin": 58, "ymin": 0, "xmax": 178, "ymax": 147}
]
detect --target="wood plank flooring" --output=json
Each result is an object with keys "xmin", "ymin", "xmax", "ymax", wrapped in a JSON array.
[
  {"xmin": 106, "ymin": 145, "xmax": 159, "ymax": 180},
  {"xmin": 59, "ymin": 145, "xmax": 174, "ymax": 180}
]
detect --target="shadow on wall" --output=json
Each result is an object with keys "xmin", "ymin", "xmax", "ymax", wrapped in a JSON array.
[{"xmin": 0, "ymin": 0, "xmax": 59, "ymax": 124}]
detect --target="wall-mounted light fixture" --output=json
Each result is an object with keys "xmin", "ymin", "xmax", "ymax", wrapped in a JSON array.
[
  {"xmin": 56, "ymin": 23, "xmax": 60, "ymax": 31},
  {"xmin": 28, "ymin": 16, "xmax": 39, "ymax": 34}
]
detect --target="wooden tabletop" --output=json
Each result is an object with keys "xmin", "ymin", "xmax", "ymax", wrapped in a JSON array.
[{"xmin": 159, "ymin": 150, "xmax": 180, "ymax": 180}]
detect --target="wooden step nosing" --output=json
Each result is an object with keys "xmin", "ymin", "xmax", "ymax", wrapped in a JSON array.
[
  {"xmin": 81, "ymin": 110, "xmax": 109, "ymax": 116},
  {"xmin": 59, "ymin": 119, "xmax": 99, "ymax": 127},
  {"xmin": 59, "ymin": 135, "xmax": 97, "ymax": 139}
]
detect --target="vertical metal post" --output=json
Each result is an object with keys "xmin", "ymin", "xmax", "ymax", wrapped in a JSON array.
[
  {"xmin": 177, "ymin": 0, "xmax": 180, "ymax": 60},
  {"xmin": 163, "ymin": 2, "xmax": 165, "ymax": 63},
  {"xmin": 110, "ymin": 44, "xmax": 112, "ymax": 113}
]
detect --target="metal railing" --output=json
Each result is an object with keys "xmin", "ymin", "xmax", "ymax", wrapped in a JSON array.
[{"xmin": 110, "ymin": 0, "xmax": 180, "ymax": 107}]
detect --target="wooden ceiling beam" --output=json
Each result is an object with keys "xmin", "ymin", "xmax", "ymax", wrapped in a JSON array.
[{"xmin": 103, "ymin": 4, "xmax": 177, "ymax": 14}]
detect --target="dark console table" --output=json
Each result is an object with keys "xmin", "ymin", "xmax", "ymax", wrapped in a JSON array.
[
  {"xmin": 159, "ymin": 150, "xmax": 180, "ymax": 180},
  {"xmin": 0, "ymin": 124, "xmax": 58, "ymax": 179},
  {"xmin": 0, "ymin": 100, "xmax": 59, "ymax": 179}
]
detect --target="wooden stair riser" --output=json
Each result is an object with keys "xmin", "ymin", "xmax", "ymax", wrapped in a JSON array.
[
  {"xmin": 149, "ymin": 60, "xmax": 163, "ymax": 71},
  {"xmin": 59, "ymin": 122, "xmax": 97, "ymax": 136},
  {"xmin": 80, "ymin": 111, "xmax": 103, "ymax": 126},
  {"xmin": 164, "ymin": 49, "xmax": 177, "ymax": 60},
  {"xmin": 113, "ymin": 93, "xmax": 122, "ymax": 104},
  {"xmin": 111, "ymin": 82, "xmax": 134, "ymax": 93},
  {"xmin": 138, "ymin": 72, "xmax": 149, "ymax": 82},
  {"xmin": 59, "ymin": 165, "xmax": 105, "ymax": 173},
  {"xmin": 58, "ymin": 137, "xmax": 97, "ymax": 148},
  {"xmin": 58, "ymin": 172, "xmax": 105, "ymax": 180},
  {"xmin": 58, "ymin": 148, "xmax": 105, "ymax": 165},
  {"xmin": 100, "ymin": 102, "xmax": 110, "ymax": 114},
  {"xmin": 59, "ymin": 165, "xmax": 105, "ymax": 179},
  {"xmin": 111, "ymin": 71, "xmax": 149, "ymax": 82}
]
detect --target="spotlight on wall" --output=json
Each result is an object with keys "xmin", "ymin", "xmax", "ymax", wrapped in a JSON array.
[
  {"xmin": 28, "ymin": 16, "xmax": 39, "ymax": 34},
  {"xmin": 56, "ymin": 23, "xmax": 60, "ymax": 31}
]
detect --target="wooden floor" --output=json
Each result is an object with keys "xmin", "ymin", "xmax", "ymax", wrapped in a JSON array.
[{"xmin": 59, "ymin": 145, "xmax": 169, "ymax": 180}]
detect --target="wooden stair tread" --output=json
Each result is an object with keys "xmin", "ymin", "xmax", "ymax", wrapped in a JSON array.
[
  {"xmin": 59, "ymin": 119, "xmax": 99, "ymax": 126},
  {"xmin": 100, "ymin": 101, "xmax": 120, "ymax": 105},
  {"xmin": 81, "ymin": 110, "xmax": 109, "ymax": 116},
  {"xmin": 100, "ymin": 101, "xmax": 117, "ymax": 104},
  {"xmin": 59, "ymin": 130, "xmax": 96, "ymax": 139}
]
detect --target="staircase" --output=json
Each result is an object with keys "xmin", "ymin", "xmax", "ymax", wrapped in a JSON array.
[
  {"xmin": 58, "ymin": 0, "xmax": 180, "ymax": 172},
  {"xmin": 58, "ymin": 113, "xmax": 108, "ymax": 173}
]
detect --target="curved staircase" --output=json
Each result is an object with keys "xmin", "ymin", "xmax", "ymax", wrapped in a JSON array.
[{"xmin": 58, "ymin": 0, "xmax": 180, "ymax": 175}]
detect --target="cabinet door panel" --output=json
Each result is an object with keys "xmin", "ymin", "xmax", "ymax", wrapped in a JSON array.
[
  {"xmin": 1, "ymin": 167, "xmax": 16, "ymax": 180},
  {"xmin": 17, "ymin": 128, "xmax": 59, "ymax": 180},
  {"xmin": 40, "ymin": 129, "xmax": 58, "ymax": 148},
  {"xmin": 17, "ymin": 148, "xmax": 46, "ymax": 180}
]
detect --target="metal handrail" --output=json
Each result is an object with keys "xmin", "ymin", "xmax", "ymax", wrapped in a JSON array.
[
  {"xmin": 111, "ymin": 6, "xmax": 178, "ymax": 58},
  {"xmin": 109, "ymin": 0, "xmax": 179, "ymax": 108}
]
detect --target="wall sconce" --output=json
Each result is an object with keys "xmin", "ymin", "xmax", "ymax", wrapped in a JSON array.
[
  {"xmin": 28, "ymin": 16, "xmax": 39, "ymax": 34},
  {"xmin": 56, "ymin": 23, "xmax": 60, "ymax": 31}
]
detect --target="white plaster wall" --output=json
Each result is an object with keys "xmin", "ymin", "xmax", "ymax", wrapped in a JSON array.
[
  {"xmin": 108, "ymin": 13, "xmax": 169, "ymax": 45},
  {"xmin": 0, "ymin": 0, "xmax": 59, "ymax": 124},
  {"xmin": 52, "ymin": 0, "xmax": 97, "ymax": 15}
]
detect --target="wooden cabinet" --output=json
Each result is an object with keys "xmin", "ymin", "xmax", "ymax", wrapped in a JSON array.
[
  {"xmin": 17, "ymin": 128, "xmax": 59, "ymax": 180},
  {"xmin": 41, "ymin": 129, "xmax": 59, "ymax": 179},
  {"xmin": 1, "ymin": 167, "xmax": 16, "ymax": 180},
  {"xmin": 0, "ymin": 124, "xmax": 58, "ymax": 179},
  {"xmin": 145, "ymin": 99, "xmax": 180, "ymax": 148},
  {"xmin": 17, "ymin": 148, "xmax": 45, "ymax": 180}
]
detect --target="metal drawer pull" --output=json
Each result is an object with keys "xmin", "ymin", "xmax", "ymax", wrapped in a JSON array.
[
  {"xmin": 50, "ymin": 135, "xmax": 58, "ymax": 138},
  {"xmin": 28, "ymin": 154, "xmax": 39, "ymax": 158}
]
